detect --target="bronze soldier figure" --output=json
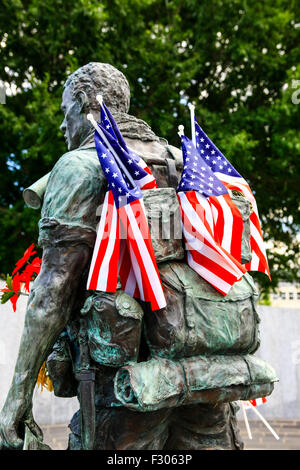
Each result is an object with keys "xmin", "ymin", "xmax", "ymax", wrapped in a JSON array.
[{"xmin": 0, "ymin": 63, "xmax": 277, "ymax": 450}]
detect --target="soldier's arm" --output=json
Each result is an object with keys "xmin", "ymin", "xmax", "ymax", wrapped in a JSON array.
[
  {"xmin": 0, "ymin": 243, "xmax": 91, "ymax": 449},
  {"xmin": 0, "ymin": 149, "xmax": 105, "ymax": 449}
]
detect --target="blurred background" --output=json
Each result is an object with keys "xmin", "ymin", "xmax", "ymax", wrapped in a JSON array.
[{"xmin": 0, "ymin": 0, "xmax": 299, "ymax": 449}]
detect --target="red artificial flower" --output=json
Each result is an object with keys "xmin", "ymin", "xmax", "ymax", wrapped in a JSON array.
[
  {"xmin": 12, "ymin": 244, "xmax": 37, "ymax": 276},
  {"xmin": 1, "ymin": 281, "xmax": 20, "ymax": 313},
  {"xmin": 0, "ymin": 286, "xmax": 10, "ymax": 294},
  {"xmin": 19, "ymin": 270, "xmax": 32, "ymax": 293},
  {"xmin": 19, "ymin": 257, "xmax": 42, "ymax": 292},
  {"xmin": 12, "ymin": 272, "xmax": 21, "ymax": 294},
  {"xmin": 1, "ymin": 245, "xmax": 42, "ymax": 314},
  {"xmin": 29, "ymin": 256, "xmax": 42, "ymax": 273},
  {"xmin": 10, "ymin": 294, "xmax": 19, "ymax": 312}
]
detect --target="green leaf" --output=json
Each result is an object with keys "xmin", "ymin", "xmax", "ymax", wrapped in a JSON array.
[
  {"xmin": 1, "ymin": 290, "xmax": 15, "ymax": 304},
  {"xmin": 6, "ymin": 274, "xmax": 13, "ymax": 291}
]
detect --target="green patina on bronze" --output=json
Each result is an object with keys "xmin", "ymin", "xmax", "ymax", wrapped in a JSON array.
[
  {"xmin": 114, "ymin": 354, "xmax": 277, "ymax": 412},
  {"xmin": 145, "ymin": 265, "xmax": 260, "ymax": 358},
  {"xmin": 0, "ymin": 63, "xmax": 277, "ymax": 451},
  {"xmin": 83, "ymin": 291, "xmax": 144, "ymax": 367},
  {"xmin": 39, "ymin": 146, "xmax": 106, "ymax": 242}
]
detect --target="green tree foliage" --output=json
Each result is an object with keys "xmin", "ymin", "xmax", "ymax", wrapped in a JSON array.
[{"xmin": 0, "ymin": 0, "xmax": 299, "ymax": 290}]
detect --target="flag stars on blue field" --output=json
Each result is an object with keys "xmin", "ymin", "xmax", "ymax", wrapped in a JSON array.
[
  {"xmin": 100, "ymin": 109, "xmax": 117, "ymax": 140},
  {"xmin": 194, "ymin": 119, "xmax": 242, "ymax": 178},
  {"xmin": 93, "ymin": 102, "xmax": 159, "ymax": 215},
  {"xmin": 178, "ymin": 135, "xmax": 227, "ymax": 198}
]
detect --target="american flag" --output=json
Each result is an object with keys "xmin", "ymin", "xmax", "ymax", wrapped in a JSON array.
[
  {"xmin": 97, "ymin": 101, "xmax": 159, "ymax": 299},
  {"xmin": 177, "ymin": 134, "xmax": 246, "ymax": 295},
  {"xmin": 245, "ymin": 397, "xmax": 267, "ymax": 408},
  {"xmin": 181, "ymin": 133, "xmax": 244, "ymax": 263},
  {"xmin": 193, "ymin": 118, "xmax": 270, "ymax": 278},
  {"xmin": 87, "ymin": 105, "xmax": 166, "ymax": 311},
  {"xmin": 100, "ymin": 101, "xmax": 157, "ymax": 188}
]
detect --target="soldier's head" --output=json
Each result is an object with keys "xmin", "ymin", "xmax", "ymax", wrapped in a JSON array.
[
  {"xmin": 231, "ymin": 190, "xmax": 253, "ymax": 264},
  {"xmin": 60, "ymin": 62, "xmax": 130, "ymax": 150}
]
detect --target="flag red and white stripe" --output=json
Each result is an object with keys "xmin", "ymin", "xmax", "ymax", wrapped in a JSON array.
[
  {"xmin": 209, "ymin": 192, "xmax": 243, "ymax": 263},
  {"xmin": 119, "ymin": 199, "xmax": 166, "ymax": 310},
  {"xmin": 87, "ymin": 190, "xmax": 120, "ymax": 292},
  {"xmin": 87, "ymin": 109, "xmax": 166, "ymax": 311},
  {"xmin": 177, "ymin": 134, "xmax": 246, "ymax": 295},
  {"xmin": 178, "ymin": 190, "xmax": 246, "ymax": 295},
  {"xmin": 216, "ymin": 173, "xmax": 270, "ymax": 278},
  {"xmin": 193, "ymin": 118, "xmax": 270, "ymax": 279},
  {"xmin": 244, "ymin": 397, "xmax": 267, "ymax": 408}
]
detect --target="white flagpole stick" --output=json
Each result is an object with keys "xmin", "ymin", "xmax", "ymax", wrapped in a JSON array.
[
  {"xmin": 247, "ymin": 401, "xmax": 280, "ymax": 440},
  {"xmin": 178, "ymin": 124, "xmax": 185, "ymax": 137},
  {"xmin": 188, "ymin": 103, "xmax": 196, "ymax": 146},
  {"xmin": 96, "ymin": 94, "xmax": 103, "ymax": 107},
  {"xmin": 87, "ymin": 113, "xmax": 135, "ymax": 187},
  {"xmin": 96, "ymin": 93, "xmax": 110, "ymax": 126},
  {"xmin": 240, "ymin": 401, "xmax": 252, "ymax": 440}
]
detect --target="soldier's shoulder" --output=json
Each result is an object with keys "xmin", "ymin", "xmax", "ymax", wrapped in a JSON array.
[
  {"xmin": 56, "ymin": 146, "xmax": 99, "ymax": 169},
  {"xmin": 44, "ymin": 145, "xmax": 105, "ymax": 206},
  {"xmin": 49, "ymin": 146, "xmax": 103, "ymax": 184},
  {"xmin": 41, "ymin": 145, "xmax": 106, "ymax": 231}
]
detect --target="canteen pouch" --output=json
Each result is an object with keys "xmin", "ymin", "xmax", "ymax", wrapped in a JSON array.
[{"xmin": 81, "ymin": 291, "xmax": 144, "ymax": 367}]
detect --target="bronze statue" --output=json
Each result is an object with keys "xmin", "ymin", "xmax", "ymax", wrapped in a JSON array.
[{"xmin": 0, "ymin": 63, "xmax": 277, "ymax": 450}]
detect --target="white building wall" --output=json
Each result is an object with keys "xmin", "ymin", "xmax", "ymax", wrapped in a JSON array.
[
  {"xmin": 247, "ymin": 305, "xmax": 300, "ymax": 419},
  {"xmin": 269, "ymin": 282, "xmax": 300, "ymax": 309}
]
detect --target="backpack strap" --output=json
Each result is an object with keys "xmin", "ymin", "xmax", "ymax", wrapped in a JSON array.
[{"xmin": 164, "ymin": 156, "xmax": 178, "ymax": 189}]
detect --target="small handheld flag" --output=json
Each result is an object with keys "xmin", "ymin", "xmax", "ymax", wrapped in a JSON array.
[
  {"xmin": 177, "ymin": 130, "xmax": 246, "ymax": 295},
  {"xmin": 192, "ymin": 115, "xmax": 270, "ymax": 279},
  {"xmin": 86, "ymin": 109, "xmax": 166, "ymax": 311},
  {"xmin": 96, "ymin": 95, "xmax": 157, "ymax": 190},
  {"xmin": 240, "ymin": 398, "xmax": 280, "ymax": 441}
]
